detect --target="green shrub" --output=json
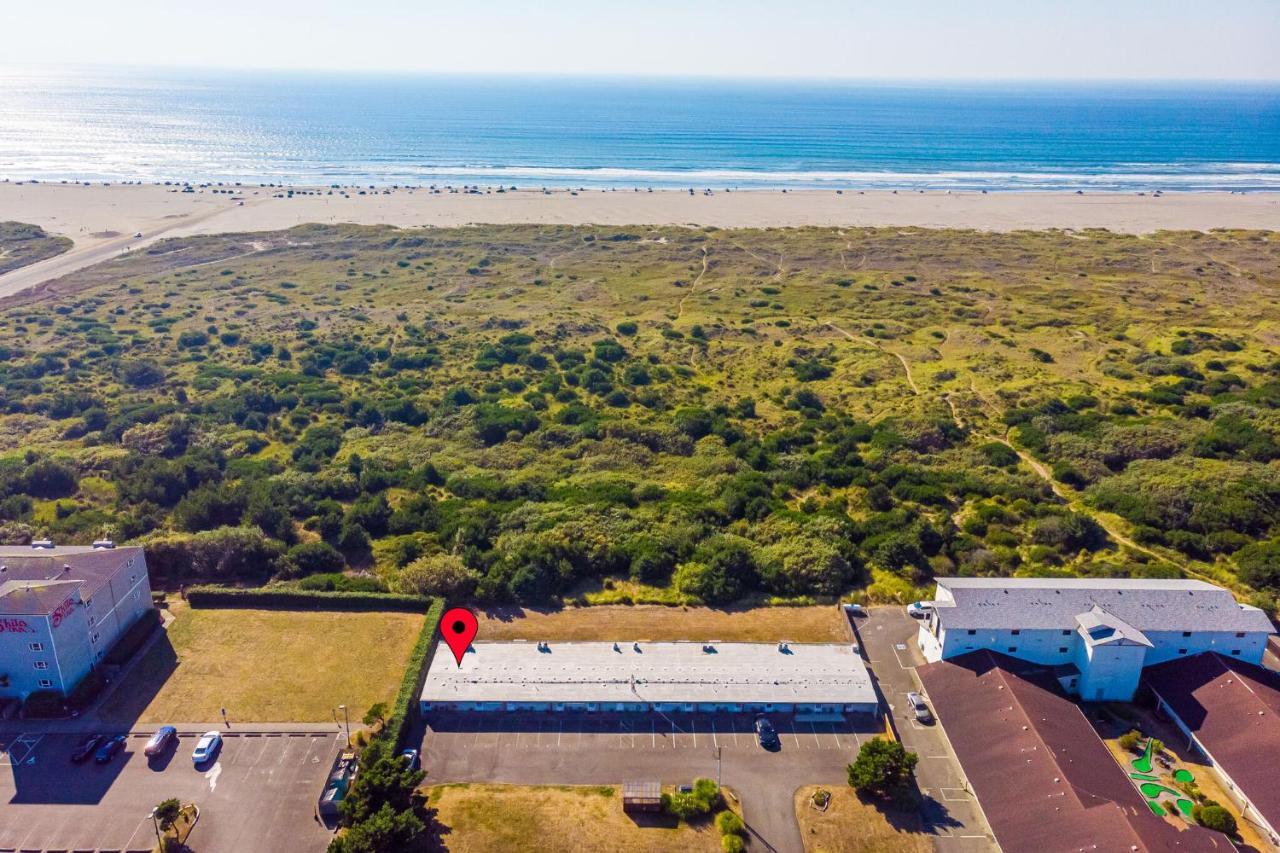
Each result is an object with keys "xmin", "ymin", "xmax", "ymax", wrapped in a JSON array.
[
  {"xmin": 22, "ymin": 690, "xmax": 66, "ymax": 718},
  {"xmin": 715, "ymin": 811, "xmax": 745, "ymax": 836},
  {"xmin": 385, "ymin": 598, "xmax": 445, "ymax": 750},
  {"xmin": 1118, "ymin": 729, "xmax": 1142, "ymax": 751},
  {"xmin": 185, "ymin": 585, "xmax": 430, "ymax": 612},
  {"xmin": 1197, "ymin": 805, "xmax": 1237, "ymax": 835},
  {"xmin": 721, "ymin": 835, "xmax": 744, "ymax": 853}
]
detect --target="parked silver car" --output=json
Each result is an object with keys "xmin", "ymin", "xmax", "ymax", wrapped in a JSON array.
[{"xmin": 906, "ymin": 691, "xmax": 932, "ymax": 723}]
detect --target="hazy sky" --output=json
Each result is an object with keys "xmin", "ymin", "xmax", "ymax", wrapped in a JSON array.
[{"xmin": 9, "ymin": 0, "xmax": 1280, "ymax": 80}]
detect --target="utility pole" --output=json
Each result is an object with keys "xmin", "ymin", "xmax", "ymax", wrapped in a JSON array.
[{"xmin": 716, "ymin": 745, "xmax": 722, "ymax": 791}]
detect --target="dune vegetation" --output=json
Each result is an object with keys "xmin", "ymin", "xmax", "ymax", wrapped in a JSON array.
[
  {"xmin": 2, "ymin": 223, "xmax": 1279, "ymax": 611},
  {"xmin": 0, "ymin": 220, "xmax": 72, "ymax": 275}
]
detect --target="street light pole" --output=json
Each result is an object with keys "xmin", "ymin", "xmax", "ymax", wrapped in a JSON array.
[
  {"xmin": 149, "ymin": 807, "xmax": 163, "ymax": 850},
  {"xmin": 716, "ymin": 745, "xmax": 722, "ymax": 791},
  {"xmin": 338, "ymin": 704, "xmax": 350, "ymax": 747}
]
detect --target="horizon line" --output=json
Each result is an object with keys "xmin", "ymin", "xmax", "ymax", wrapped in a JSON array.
[{"xmin": 4, "ymin": 61, "xmax": 1280, "ymax": 86}]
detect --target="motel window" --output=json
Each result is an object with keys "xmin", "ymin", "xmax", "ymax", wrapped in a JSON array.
[
  {"xmin": 1061, "ymin": 630, "xmax": 1071, "ymax": 636},
  {"xmin": 1235, "ymin": 632, "xmax": 1246, "ymax": 638},
  {"xmin": 38, "ymin": 679, "xmax": 52, "ymax": 689},
  {"xmin": 91, "ymin": 632, "xmax": 100, "ymax": 644},
  {"xmin": 88, "ymin": 615, "xmax": 95, "ymax": 627},
  {"xmin": 967, "ymin": 630, "xmax": 976, "ymax": 635},
  {"xmin": 1182, "ymin": 631, "xmax": 1191, "ymax": 637},
  {"xmin": 1231, "ymin": 650, "xmax": 1241, "ymax": 656},
  {"xmin": 1008, "ymin": 646, "xmax": 1018, "ymax": 653},
  {"xmin": 1058, "ymin": 647, "xmax": 1068, "ymax": 653},
  {"xmin": 33, "ymin": 661, "xmax": 48, "ymax": 670},
  {"xmin": 1179, "ymin": 649, "xmax": 1188, "ymax": 655},
  {"xmin": 1011, "ymin": 629, "xmax": 1021, "ymax": 635},
  {"xmin": 28, "ymin": 642, "xmax": 42, "ymax": 652}
]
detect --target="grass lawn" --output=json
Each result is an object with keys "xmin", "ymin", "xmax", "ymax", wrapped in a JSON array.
[
  {"xmin": 425, "ymin": 784, "xmax": 726, "ymax": 853},
  {"xmin": 475, "ymin": 604, "xmax": 849, "ymax": 643},
  {"xmin": 98, "ymin": 600, "xmax": 424, "ymax": 724},
  {"xmin": 794, "ymin": 786, "xmax": 930, "ymax": 853}
]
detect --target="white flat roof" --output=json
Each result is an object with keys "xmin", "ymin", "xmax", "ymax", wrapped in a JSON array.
[{"xmin": 421, "ymin": 641, "xmax": 877, "ymax": 706}]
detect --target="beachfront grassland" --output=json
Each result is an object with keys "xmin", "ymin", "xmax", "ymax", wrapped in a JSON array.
[
  {"xmin": 794, "ymin": 785, "xmax": 930, "ymax": 853},
  {"xmin": 476, "ymin": 604, "xmax": 848, "ymax": 643},
  {"xmin": 424, "ymin": 783, "xmax": 729, "ymax": 853},
  {"xmin": 0, "ymin": 220, "xmax": 71, "ymax": 275},
  {"xmin": 3, "ymin": 224, "xmax": 1280, "ymax": 611},
  {"xmin": 97, "ymin": 599, "xmax": 425, "ymax": 723}
]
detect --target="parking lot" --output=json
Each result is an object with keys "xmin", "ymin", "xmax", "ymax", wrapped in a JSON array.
[
  {"xmin": 852, "ymin": 607, "xmax": 997, "ymax": 853},
  {"xmin": 423, "ymin": 709, "xmax": 881, "ymax": 853},
  {"xmin": 0, "ymin": 728, "xmax": 341, "ymax": 853}
]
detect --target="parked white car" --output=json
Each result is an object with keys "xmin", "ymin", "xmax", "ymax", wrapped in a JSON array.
[
  {"xmin": 907, "ymin": 691, "xmax": 933, "ymax": 723},
  {"xmin": 906, "ymin": 601, "xmax": 934, "ymax": 619},
  {"xmin": 192, "ymin": 730, "xmax": 222, "ymax": 765}
]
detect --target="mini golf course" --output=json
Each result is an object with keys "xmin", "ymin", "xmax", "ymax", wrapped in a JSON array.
[{"xmin": 1130, "ymin": 741, "xmax": 1197, "ymax": 818}]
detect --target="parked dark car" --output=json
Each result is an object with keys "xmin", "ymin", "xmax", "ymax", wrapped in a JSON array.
[
  {"xmin": 144, "ymin": 726, "xmax": 177, "ymax": 758},
  {"xmin": 94, "ymin": 735, "xmax": 127, "ymax": 764},
  {"xmin": 71, "ymin": 735, "xmax": 104, "ymax": 763},
  {"xmin": 754, "ymin": 715, "xmax": 780, "ymax": 749}
]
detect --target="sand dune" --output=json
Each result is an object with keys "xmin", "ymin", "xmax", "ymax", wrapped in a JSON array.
[{"xmin": 1, "ymin": 181, "xmax": 1277, "ymax": 298}]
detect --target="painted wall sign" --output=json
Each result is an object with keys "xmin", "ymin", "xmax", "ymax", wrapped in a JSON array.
[
  {"xmin": 0, "ymin": 618, "xmax": 33, "ymax": 633},
  {"xmin": 50, "ymin": 596, "xmax": 76, "ymax": 628}
]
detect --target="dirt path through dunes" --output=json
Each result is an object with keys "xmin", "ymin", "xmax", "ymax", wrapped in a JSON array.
[{"xmin": 826, "ymin": 321, "xmax": 920, "ymax": 395}]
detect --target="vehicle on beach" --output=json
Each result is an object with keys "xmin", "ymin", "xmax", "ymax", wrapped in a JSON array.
[
  {"xmin": 71, "ymin": 735, "xmax": 103, "ymax": 763},
  {"xmin": 191, "ymin": 731, "xmax": 222, "ymax": 765},
  {"xmin": 144, "ymin": 725, "xmax": 177, "ymax": 757},
  {"xmin": 93, "ymin": 735, "xmax": 126, "ymax": 764}
]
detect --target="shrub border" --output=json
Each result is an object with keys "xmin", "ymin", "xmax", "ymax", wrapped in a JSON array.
[
  {"xmin": 387, "ymin": 598, "xmax": 445, "ymax": 750},
  {"xmin": 184, "ymin": 585, "xmax": 430, "ymax": 612}
]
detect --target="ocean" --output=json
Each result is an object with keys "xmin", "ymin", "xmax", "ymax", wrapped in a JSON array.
[{"xmin": 1, "ymin": 66, "xmax": 1279, "ymax": 191}]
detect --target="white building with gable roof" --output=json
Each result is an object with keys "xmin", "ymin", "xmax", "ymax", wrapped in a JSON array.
[{"xmin": 917, "ymin": 577, "xmax": 1274, "ymax": 701}]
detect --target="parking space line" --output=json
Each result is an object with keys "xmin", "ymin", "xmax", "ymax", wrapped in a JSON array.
[
  {"xmin": 691, "ymin": 718, "xmax": 696, "ymax": 748},
  {"xmin": 789, "ymin": 720, "xmax": 801, "ymax": 749},
  {"xmin": 809, "ymin": 722, "xmax": 821, "ymax": 748},
  {"xmin": 711, "ymin": 719, "xmax": 718, "ymax": 748},
  {"xmin": 651, "ymin": 719, "xmax": 656, "ymax": 748}
]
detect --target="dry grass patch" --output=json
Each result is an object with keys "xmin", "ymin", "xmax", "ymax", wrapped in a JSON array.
[
  {"xmin": 425, "ymin": 784, "xmax": 724, "ymax": 853},
  {"xmin": 795, "ymin": 786, "xmax": 930, "ymax": 853},
  {"xmin": 99, "ymin": 600, "xmax": 424, "ymax": 723},
  {"xmin": 476, "ymin": 604, "xmax": 848, "ymax": 643}
]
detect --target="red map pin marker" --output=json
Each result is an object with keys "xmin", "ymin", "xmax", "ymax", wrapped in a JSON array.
[{"xmin": 441, "ymin": 607, "xmax": 478, "ymax": 667}]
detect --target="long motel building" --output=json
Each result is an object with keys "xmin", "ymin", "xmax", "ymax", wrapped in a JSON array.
[{"xmin": 420, "ymin": 640, "xmax": 879, "ymax": 716}]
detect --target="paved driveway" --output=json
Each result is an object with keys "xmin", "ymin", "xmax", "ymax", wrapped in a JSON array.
[
  {"xmin": 853, "ymin": 607, "xmax": 997, "ymax": 853},
  {"xmin": 0, "ymin": 728, "xmax": 341, "ymax": 853},
  {"xmin": 422, "ymin": 709, "xmax": 879, "ymax": 852}
]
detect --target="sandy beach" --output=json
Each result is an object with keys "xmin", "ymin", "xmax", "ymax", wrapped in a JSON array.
[{"xmin": 1, "ymin": 181, "xmax": 1278, "ymax": 298}]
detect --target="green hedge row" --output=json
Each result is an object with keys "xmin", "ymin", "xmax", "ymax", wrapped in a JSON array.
[
  {"xmin": 386, "ymin": 598, "xmax": 446, "ymax": 750},
  {"xmin": 185, "ymin": 585, "xmax": 432, "ymax": 612}
]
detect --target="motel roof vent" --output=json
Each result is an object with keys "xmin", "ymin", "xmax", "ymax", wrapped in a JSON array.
[
  {"xmin": 30, "ymin": 539, "xmax": 54, "ymax": 549},
  {"xmin": 64, "ymin": 564, "xmax": 72, "ymax": 572},
  {"xmin": 777, "ymin": 641, "xmax": 789, "ymax": 652},
  {"xmin": 92, "ymin": 539, "xmax": 115, "ymax": 549}
]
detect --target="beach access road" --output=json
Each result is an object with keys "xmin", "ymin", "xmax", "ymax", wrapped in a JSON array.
[{"xmin": 0, "ymin": 726, "xmax": 341, "ymax": 853}]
